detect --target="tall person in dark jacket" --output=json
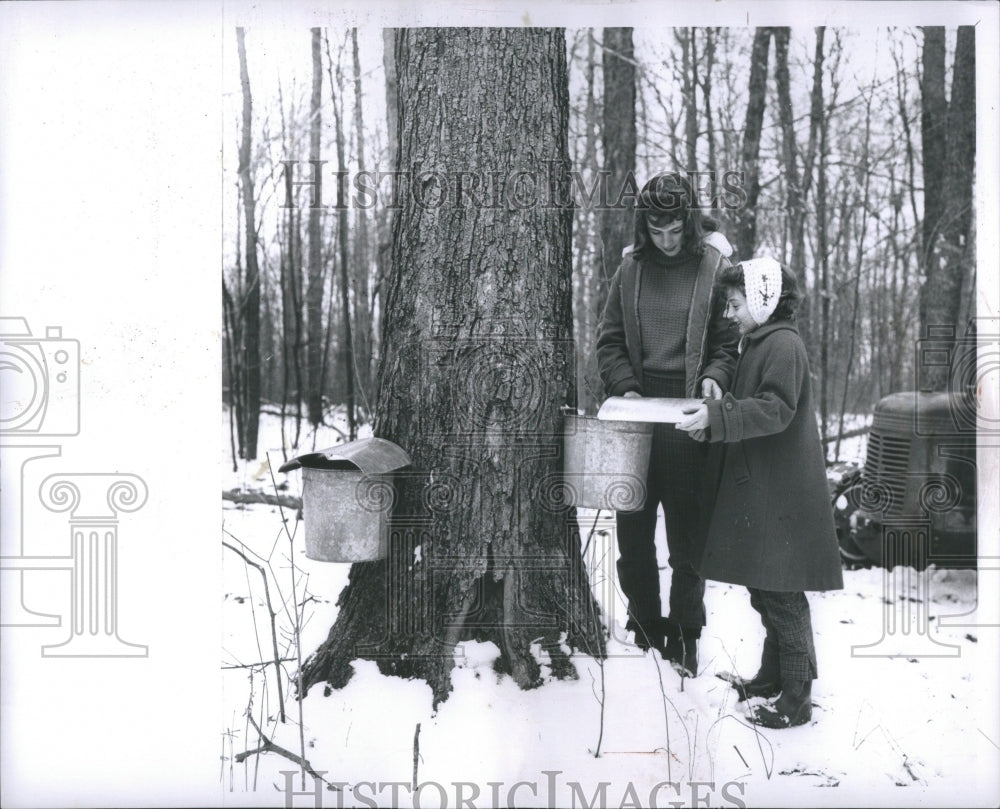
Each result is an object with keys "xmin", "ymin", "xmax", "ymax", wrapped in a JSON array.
[
  {"xmin": 678, "ymin": 257, "xmax": 844, "ymax": 727},
  {"xmin": 596, "ymin": 173, "xmax": 738, "ymax": 675}
]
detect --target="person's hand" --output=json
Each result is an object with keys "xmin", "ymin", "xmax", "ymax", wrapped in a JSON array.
[
  {"xmin": 678, "ymin": 404, "xmax": 709, "ymax": 432},
  {"xmin": 622, "ymin": 391, "xmax": 641, "ymax": 399},
  {"xmin": 701, "ymin": 378, "xmax": 722, "ymax": 400}
]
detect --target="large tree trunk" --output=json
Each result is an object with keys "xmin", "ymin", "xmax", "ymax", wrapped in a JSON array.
[
  {"xmin": 236, "ymin": 27, "xmax": 261, "ymax": 460},
  {"xmin": 306, "ymin": 28, "xmax": 325, "ymax": 428},
  {"xmin": 599, "ymin": 27, "xmax": 637, "ymax": 286},
  {"xmin": 300, "ymin": 28, "xmax": 604, "ymax": 707},
  {"xmin": 734, "ymin": 27, "xmax": 771, "ymax": 262},
  {"xmin": 920, "ymin": 26, "xmax": 976, "ymax": 391}
]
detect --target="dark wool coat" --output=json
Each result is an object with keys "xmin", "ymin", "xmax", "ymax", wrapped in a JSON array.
[
  {"xmin": 596, "ymin": 232, "xmax": 738, "ymax": 399},
  {"xmin": 700, "ymin": 322, "xmax": 844, "ymax": 592}
]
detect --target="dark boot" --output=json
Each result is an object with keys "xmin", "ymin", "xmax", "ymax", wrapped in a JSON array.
[
  {"xmin": 730, "ymin": 641, "xmax": 781, "ymax": 701},
  {"xmin": 626, "ymin": 616, "xmax": 666, "ymax": 655},
  {"xmin": 663, "ymin": 624, "xmax": 699, "ymax": 677},
  {"xmin": 750, "ymin": 680, "xmax": 813, "ymax": 729}
]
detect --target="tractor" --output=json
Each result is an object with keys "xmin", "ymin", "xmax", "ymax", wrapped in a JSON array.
[{"xmin": 829, "ymin": 391, "xmax": 978, "ymax": 569}]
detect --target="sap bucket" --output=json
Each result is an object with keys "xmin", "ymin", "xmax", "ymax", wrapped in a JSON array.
[
  {"xmin": 278, "ymin": 438, "xmax": 411, "ymax": 562},
  {"xmin": 562, "ymin": 412, "xmax": 652, "ymax": 511}
]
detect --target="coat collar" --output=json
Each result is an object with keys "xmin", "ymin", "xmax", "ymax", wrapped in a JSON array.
[
  {"xmin": 738, "ymin": 320, "xmax": 798, "ymax": 353},
  {"xmin": 744, "ymin": 320, "xmax": 798, "ymax": 342}
]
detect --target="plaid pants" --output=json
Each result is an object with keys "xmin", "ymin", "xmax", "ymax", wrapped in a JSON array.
[
  {"xmin": 747, "ymin": 588, "xmax": 817, "ymax": 683},
  {"xmin": 616, "ymin": 373, "xmax": 707, "ymax": 632}
]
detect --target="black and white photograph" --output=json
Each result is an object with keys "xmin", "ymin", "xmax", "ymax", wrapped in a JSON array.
[{"xmin": 1, "ymin": 2, "xmax": 998, "ymax": 807}]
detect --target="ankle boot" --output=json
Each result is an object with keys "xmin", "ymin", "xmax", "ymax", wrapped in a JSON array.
[
  {"xmin": 730, "ymin": 641, "xmax": 780, "ymax": 701},
  {"xmin": 663, "ymin": 624, "xmax": 698, "ymax": 677},
  {"xmin": 626, "ymin": 616, "xmax": 666, "ymax": 654},
  {"xmin": 749, "ymin": 679, "xmax": 812, "ymax": 728}
]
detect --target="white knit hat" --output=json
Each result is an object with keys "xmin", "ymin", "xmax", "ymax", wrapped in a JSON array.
[{"xmin": 741, "ymin": 256, "xmax": 783, "ymax": 325}]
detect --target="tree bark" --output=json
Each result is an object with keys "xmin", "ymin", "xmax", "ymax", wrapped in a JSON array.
[
  {"xmin": 599, "ymin": 28, "xmax": 637, "ymax": 286},
  {"xmin": 300, "ymin": 28, "xmax": 604, "ymax": 707},
  {"xmin": 236, "ymin": 27, "xmax": 261, "ymax": 460},
  {"xmin": 734, "ymin": 27, "xmax": 771, "ymax": 262}
]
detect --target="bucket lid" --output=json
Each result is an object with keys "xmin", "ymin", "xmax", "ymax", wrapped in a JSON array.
[{"xmin": 278, "ymin": 437, "xmax": 412, "ymax": 474}]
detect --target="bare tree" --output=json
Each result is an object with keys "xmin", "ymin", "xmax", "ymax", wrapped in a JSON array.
[
  {"xmin": 236, "ymin": 27, "xmax": 262, "ymax": 459},
  {"xmin": 599, "ymin": 27, "xmax": 637, "ymax": 281},
  {"xmin": 773, "ymin": 27, "xmax": 811, "ymax": 346},
  {"xmin": 324, "ymin": 31, "xmax": 357, "ymax": 439},
  {"xmin": 734, "ymin": 27, "xmax": 772, "ymax": 261},
  {"xmin": 306, "ymin": 28, "xmax": 325, "ymax": 428},
  {"xmin": 920, "ymin": 26, "xmax": 976, "ymax": 391},
  {"xmin": 351, "ymin": 28, "xmax": 374, "ymax": 412}
]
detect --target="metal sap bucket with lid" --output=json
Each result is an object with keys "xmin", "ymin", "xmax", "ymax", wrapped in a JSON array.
[
  {"xmin": 279, "ymin": 437, "xmax": 411, "ymax": 562},
  {"xmin": 562, "ymin": 412, "xmax": 652, "ymax": 512}
]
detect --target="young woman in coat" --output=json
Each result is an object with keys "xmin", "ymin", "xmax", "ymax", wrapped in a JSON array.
[
  {"xmin": 677, "ymin": 257, "xmax": 843, "ymax": 727},
  {"xmin": 596, "ymin": 172, "xmax": 738, "ymax": 675}
]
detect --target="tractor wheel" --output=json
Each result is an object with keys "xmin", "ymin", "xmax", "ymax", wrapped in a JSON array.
[{"xmin": 831, "ymin": 469, "xmax": 872, "ymax": 569}]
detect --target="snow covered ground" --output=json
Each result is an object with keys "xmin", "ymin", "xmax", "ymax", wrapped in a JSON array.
[{"xmin": 221, "ymin": 409, "xmax": 999, "ymax": 808}]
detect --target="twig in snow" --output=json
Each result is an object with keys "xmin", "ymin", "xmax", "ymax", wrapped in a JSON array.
[
  {"xmin": 412, "ymin": 723, "xmax": 422, "ymax": 789},
  {"xmin": 223, "ymin": 536, "xmax": 287, "ymax": 723},
  {"xmin": 716, "ymin": 641, "xmax": 774, "ymax": 779},
  {"xmin": 236, "ymin": 713, "xmax": 330, "ymax": 787},
  {"xmin": 266, "ymin": 451, "xmax": 310, "ymax": 789}
]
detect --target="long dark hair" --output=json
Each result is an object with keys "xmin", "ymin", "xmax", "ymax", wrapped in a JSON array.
[
  {"xmin": 714, "ymin": 261, "xmax": 800, "ymax": 323},
  {"xmin": 630, "ymin": 172, "xmax": 719, "ymax": 260}
]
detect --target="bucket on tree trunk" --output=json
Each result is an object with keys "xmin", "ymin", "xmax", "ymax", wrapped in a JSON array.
[
  {"xmin": 562, "ymin": 413, "xmax": 652, "ymax": 512},
  {"xmin": 278, "ymin": 438, "xmax": 411, "ymax": 562}
]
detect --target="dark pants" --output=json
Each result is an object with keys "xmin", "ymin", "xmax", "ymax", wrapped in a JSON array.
[
  {"xmin": 615, "ymin": 373, "xmax": 707, "ymax": 634},
  {"xmin": 747, "ymin": 588, "xmax": 817, "ymax": 683}
]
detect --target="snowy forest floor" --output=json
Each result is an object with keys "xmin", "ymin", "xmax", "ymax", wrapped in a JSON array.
[{"xmin": 220, "ymin": 408, "xmax": 998, "ymax": 808}]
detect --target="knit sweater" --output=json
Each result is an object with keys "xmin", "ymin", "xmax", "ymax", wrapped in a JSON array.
[{"xmin": 637, "ymin": 248, "xmax": 700, "ymax": 376}]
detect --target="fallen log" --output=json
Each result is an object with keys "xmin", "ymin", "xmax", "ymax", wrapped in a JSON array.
[{"xmin": 222, "ymin": 489, "xmax": 302, "ymax": 510}]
